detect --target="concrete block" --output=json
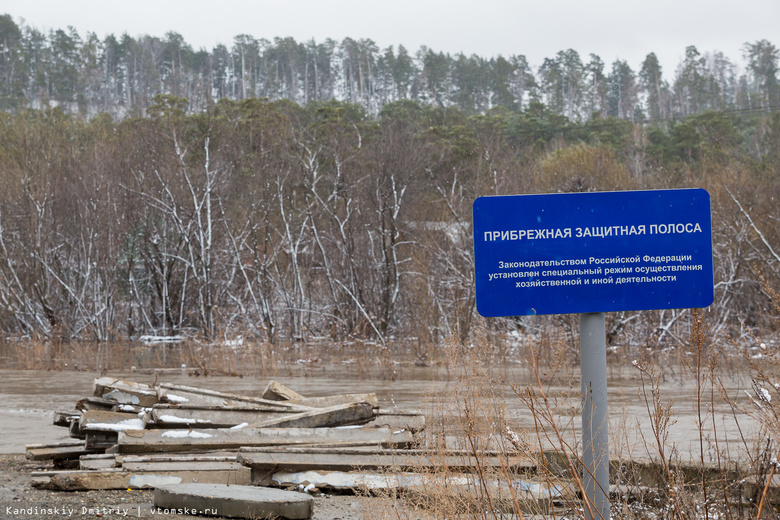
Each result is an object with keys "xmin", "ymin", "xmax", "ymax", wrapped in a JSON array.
[{"xmin": 154, "ymin": 483, "xmax": 313, "ymax": 519}]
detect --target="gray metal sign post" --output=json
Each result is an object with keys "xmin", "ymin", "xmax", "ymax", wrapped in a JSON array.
[
  {"xmin": 580, "ymin": 312, "xmax": 610, "ymax": 520},
  {"xmin": 473, "ymin": 189, "xmax": 715, "ymax": 520}
]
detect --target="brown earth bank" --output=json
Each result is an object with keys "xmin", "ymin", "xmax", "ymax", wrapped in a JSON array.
[{"xmin": 0, "ymin": 455, "xmax": 376, "ymax": 520}]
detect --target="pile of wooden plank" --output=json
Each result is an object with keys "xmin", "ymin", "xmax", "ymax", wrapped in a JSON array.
[{"xmin": 28, "ymin": 377, "xmax": 422, "ymax": 492}]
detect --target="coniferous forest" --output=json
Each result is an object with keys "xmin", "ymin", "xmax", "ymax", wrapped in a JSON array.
[
  {"xmin": 0, "ymin": 15, "xmax": 778, "ymax": 119},
  {"xmin": 0, "ymin": 14, "xmax": 779, "ymax": 350}
]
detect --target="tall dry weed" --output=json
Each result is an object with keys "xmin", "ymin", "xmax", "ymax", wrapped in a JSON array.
[
  {"xmin": 366, "ymin": 325, "xmax": 589, "ymax": 519},
  {"xmin": 365, "ymin": 308, "xmax": 777, "ymax": 520}
]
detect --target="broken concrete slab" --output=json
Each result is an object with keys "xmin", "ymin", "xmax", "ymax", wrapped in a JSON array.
[
  {"xmin": 75, "ymin": 396, "xmax": 119, "ymax": 412},
  {"xmin": 403, "ymin": 479, "xmax": 568, "ymax": 515},
  {"xmin": 26, "ymin": 442, "xmax": 99, "ymax": 461},
  {"xmin": 239, "ymin": 447, "xmax": 535, "ymax": 474},
  {"xmin": 53, "ymin": 411, "xmax": 80, "ymax": 427},
  {"xmin": 117, "ymin": 426, "xmax": 414, "ymax": 453},
  {"xmin": 122, "ymin": 460, "xmax": 245, "ymax": 472},
  {"xmin": 154, "ymin": 483, "xmax": 313, "ymax": 520},
  {"xmin": 117, "ymin": 452, "xmax": 238, "ymax": 464},
  {"xmin": 148, "ymin": 405, "xmax": 292, "ymax": 429},
  {"xmin": 93, "ymin": 377, "xmax": 158, "ymax": 407},
  {"xmin": 270, "ymin": 470, "xmax": 446, "ymax": 491},
  {"xmin": 262, "ymin": 381, "xmax": 304, "ymax": 402},
  {"xmin": 80, "ymin": 410, "xmax": 146, "ymax": 432},
  {"xmin": 247, "ymin": 402, "xmax": 375, "ymax": 429},
  {"xmin": 157, "ymin": 383, "xmax": 311, "ymax": 412},
  {"xmin": 725, "ymin": 473, "xmax": 776, "ymax": 503},
  {"xmin": 80, "ymin": 454, "xmax": 118, "ymax": 470},
  {"xmin": 68, "ymin": 419, "xmax": 86, "ymax": 439},
  {"xmin": 31, "ymin": 467, "xmax": 251, "ymax": 490},
  {"xmin": 85, "ymin": 431, "xmax": 118, "ymax": 450},
  {"xmin": 76, "ymin": 396, "xmax": 147, "ymax": 413},
  {"xmin": 300, "ymin": 393, "xmax": 379, "ymax": 409},
  {"xmin": 369, "ymin": 410, "xmax": 425, "ymax": 432}
]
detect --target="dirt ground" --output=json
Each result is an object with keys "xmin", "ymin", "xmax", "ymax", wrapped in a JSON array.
[{"xmin": 0, "ymin": 455, "xmax": 377, "ymax": 520}]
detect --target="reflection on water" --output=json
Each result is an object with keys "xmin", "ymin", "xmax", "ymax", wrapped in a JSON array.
[{"xmin": 0, "ymin": 361, "xmax": 760, "ymax": 463}]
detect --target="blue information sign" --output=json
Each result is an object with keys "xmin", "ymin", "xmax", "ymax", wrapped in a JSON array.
[{"xmin": 473, "ymin": 189, "xmax": 714, "ymax": 317}]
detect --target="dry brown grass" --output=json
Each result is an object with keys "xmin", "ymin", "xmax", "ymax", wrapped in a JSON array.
[{"xmin": 363, "ymin": 309, "xmax": 780, "ymax": 520}]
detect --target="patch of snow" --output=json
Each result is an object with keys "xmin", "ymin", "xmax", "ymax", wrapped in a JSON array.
[
  {"xmin": 229, "ymin": 422, "xmax": 248, "ymax": 430},
  {"xmin": 161, "ymin": 430, "xmax": 213, "ymax": 439},
  {"xmin": 164, "ymin": 393, "xmax": 189, "ymax": 402},
  {"xmin": 102, "ymin": 390, "xmax": 140, "ymax": 404},
  {"xmin": 139, "ymin": 335, "xmax": 184, "ymax": 345},
  {"xmin": 222, "ymin": 335, "xmax": 244, "ymax": 347},
  {"xmin": 760, "ymin": 387, "xmax": 772, "ymax": 402},
  {"xmin": 128, "ymin": 475, "xmax": 182, "ymax": 488},
  {"xmin": 9, "ymin": 408, "xmax": 51, "ymax": 416},
  {"xmin": 83, "ymin": 418, "xmax": 145, "ymax": 431},
  {"xmin": 157, "ymin": 415, "xmax": 212, "ymax": 424}
]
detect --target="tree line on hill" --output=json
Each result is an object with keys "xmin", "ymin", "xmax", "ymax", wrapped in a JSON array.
[{"xmin": 0, "ymin": 14, "xmax": 778, "ymax": 122}]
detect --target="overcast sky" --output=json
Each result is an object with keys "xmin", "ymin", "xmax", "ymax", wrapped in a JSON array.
[{"xmin": 5, "ymin": 0, "xmax": 780, "ymax": 79}]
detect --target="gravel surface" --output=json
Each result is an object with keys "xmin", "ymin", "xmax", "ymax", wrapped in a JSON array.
[{"xmin": 0, "ymin": 455, "xmax": 374, "ymax": 520}]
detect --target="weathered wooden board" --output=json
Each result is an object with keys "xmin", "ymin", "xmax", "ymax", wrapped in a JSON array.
[
  {"xmin": 117, "ymin": 427, "xmax": 414, "ymax": 453},
  {"xmin": 31, "ymin": 467, "xmax": 251, "ymax": 490},
  {"xmin": 238, "ymin": 447, "xmax": 535, "ymax": 473},
  {"xmin": 93, "ymin": 377, "xmax": 158, "ymax": 407},
  {"xmin": 80, "ymin": 410, "xmax": 146, "ymax": 432},
  {"xmin": 147, "ymin": 405, "xmax": 292, "ymax": 428},
  {"xmin": 26, "ymin": 442, "xmax": 96, "ymax": 461},
  {"xmin": 156, "ymin": 383, "xmax": 311, "ymax": 411},
  {"xmin": 247, "ymin": 402, "xmax": 375, "ymax": 429}
]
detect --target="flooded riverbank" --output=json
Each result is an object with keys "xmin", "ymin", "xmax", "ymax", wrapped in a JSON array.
[{"xmin": 0, "ymin": 359, "xmax": 763, "ymax": 465}]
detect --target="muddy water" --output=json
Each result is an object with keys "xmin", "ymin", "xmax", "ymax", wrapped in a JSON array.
[
  {"xmin": 0, "ymin": 363, "xmax": 762, "ymax": 463},
  {"xmin": 0, "ymin": 367, "xmax": 452, "ymax": 454}
]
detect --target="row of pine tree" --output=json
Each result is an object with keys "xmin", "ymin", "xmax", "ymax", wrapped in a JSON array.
[{"xmin": 0, "ymin": 14, "xmax": 777, "ymax": 120}]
